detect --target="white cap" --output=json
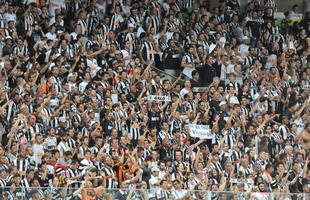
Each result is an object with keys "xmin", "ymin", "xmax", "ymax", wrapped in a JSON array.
[
  {"xmin": 219, "ymin": 101, "xmax": 227, "ymax": 106},
  {"xmin": 54, "ymin": 53, "xmax": 61, "ymax": 60},
  {"xmin": 152, "ymin": 167, "xmax": 160, "ymax": 172},
  {"xmin": 128, "ymin": 23, "xmax": 135, "ymax": 28}
]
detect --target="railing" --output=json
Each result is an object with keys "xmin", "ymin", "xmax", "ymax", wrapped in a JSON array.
[{"xmin": 0, "ymin": 187, "xmax": 309, "ymax": 200}]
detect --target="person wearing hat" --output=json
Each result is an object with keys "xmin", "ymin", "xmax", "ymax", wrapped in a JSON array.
[
  {"xmin": 149, "ymin": 166, "xmax": 160, "ymax": 186},
  {"xmin": 238, "ymin": 35, "xmax": 250, "ymax": 59},
  {"xmin": 146, "ymin": 166, "xmax": 161, "ymax": 198},
  {"xmin": 2, "ymin": 35, "xmax": 13, "ymax": 56}
]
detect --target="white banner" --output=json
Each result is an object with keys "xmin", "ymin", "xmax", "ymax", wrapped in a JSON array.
[
  {"xmin": 192, "ymin": 87, "xmax": 208, "ymax": 92},
  {"xmin": 49, "ymin": 0, "xmax": 65, "ymax": 16},
  {"xmin": 147, "ymin": 95, "xmax": 171, "ymax": 102},
  {"xmin": 189, "ymin": 124, "xmax": 212, "ymax": 139}
]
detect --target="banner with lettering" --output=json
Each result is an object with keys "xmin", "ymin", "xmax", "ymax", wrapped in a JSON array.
[
  {"xmin": 147, "ymin": 95, "xmax": 171, "ymax": 102},
  {"xmin": 189, "ymin": 124, "xmax": 212, "ymax": 139}
]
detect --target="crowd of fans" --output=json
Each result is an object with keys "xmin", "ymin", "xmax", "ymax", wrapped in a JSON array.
[{"xmin": 0, "ymin": 0, "xmax": 309, "ymax": 199}]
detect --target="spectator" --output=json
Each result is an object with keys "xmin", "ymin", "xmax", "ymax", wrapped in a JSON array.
[{"xmin": 0, "ymin": 1, "xmax": 308, "ymax": 200}]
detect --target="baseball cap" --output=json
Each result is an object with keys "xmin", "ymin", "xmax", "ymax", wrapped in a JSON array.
[
  {"xmin": 219, "ymin": 101, "xmax": 227, "ymax": 106},
  {"xmin": 151, "ymin": 167, "xmax": 160, "ymax": 172},
  {"xmin": 128, "ymin": 23, "xmax": 135, "ymax": 28}
]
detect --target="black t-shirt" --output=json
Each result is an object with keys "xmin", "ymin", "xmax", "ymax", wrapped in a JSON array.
[
  {"xmin": 200, "ymin": 64, "xmax": 217, "ymax": 86},
  {"xmin": 190, "ymin": 79, "xmax": 203, "ymax": 88},
  {"xmin": 302, "ymin": 177, "xmax": 310, "ymax": 185},
  {"xmin": 247, "ymin": 20, "xmax": 262, "ymax": 39},
  {"xmin": 148, "ymin": 111, "xmax": 161, "ymax": 129},
  {"xmin": 288, "ymin": 171, "xmax": 301, "ymax": 193},
  {"xmin": 162, "ymin": 47, "xmax": 181, "ymax": 69}
]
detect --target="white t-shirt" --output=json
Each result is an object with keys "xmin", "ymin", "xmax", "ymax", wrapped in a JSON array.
[
  {"xmin": 46, "ymin": 32, "xmax": 57, "ymax": 41},
  {"xmin": 180, "ymin": 88, "xmax": 189, "ymax": 99},
  {"xmin": 44, "ymin": 136, "xmax": 57, "ymax": 149},
  {"xmin": 238, "ymin": 44, "xmax": 249, "ymax": 58},
  {"xmin": 87, "ymin": 59, "xmax": 100, "ymax": 78},
  {"xmin": 78, "ymin": 80, "xmax": 89, "ymax": 93},
  {"xmin": 172, "ymin": 189, "xmax": 188, "ymax": 199},
  {"xmin": 33, "ymin": 143, "xmax": 45, "ymax": 165}
]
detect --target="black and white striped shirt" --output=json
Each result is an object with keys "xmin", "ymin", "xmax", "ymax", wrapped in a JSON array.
[
  {"xmin": 57, "ymin": 141, "xmax": 71, "ymax": 156},
  {"xmin": 117, "ymin": 79, "xmax": 130, "ymax": 95},
  {"xmin": 6, "ymin": 100, "xmax": 16, "ymax": 123},
  {"xmin": 85, "ymin": 39, "xmax": 100, "ymax": 50},
  {"xmin": 21, "ymin": 177, "xmax": 31, "ymax": 188},
  {"xmin": 240, "ymin": 106, "xmax": 250, "ymax": 118},
  {"xmin": 13, "ymin": 45, "xmax": 29, "ymax": 57},
  {"xmin": 123, "ymin": 32, "xmax": 136, "ymax": 53},
  {"xmin": 102, "ymin": 24, "xmax": 110, "ymax": 41},
  {"xmin": 271, "ymin": 131, "xmax": 283, "ymax": 153},
  {"xmin": 77, "ymin": 19, "xmax": 88, "ymax": 36},
  {"xmin": 0, "ymin": 178, "xmax": 7, "ymax": 187},
  {"xmin": 244, "ymin": 55, "xmax": 254, "ymax": 66},
  {"xmin": 279, "ymin": 125, "xmax": 290, "ymax": 141},
  {"xmin": 51, "ymin": 76, "xmax": 62, "ymax": 94},
  {"xmin": 58, "ymin": 44, "xmax": 75, "ymax": 60},
  {"xmin": 66, "ymin": 167, "xmax": 80, "ymax": 188},
  {"xmin": 27, "ymin": 123, "xmax": 43, "ymax": 140},
  {"xmin": 110, "ymin": 14, "xmax": 122, "ymax": 32},
  {"xmin": 232, "ymin": 150, "xmax": 243, "ymax": 162},
  {"xmin": 0, "ymin": 13, "xmax": 5, "ymax": 28},
  {"xmin": 129, "ymin": 119, "xmax": 140, "ymax": 142},
  {"xmin": 24, "ymin": 14, "xmax": 34, "ymax": 32},
  {"xmin": 4, "ymin": 28, "xmax": 14, "ymax": 37},
  {"xmin": 182, "ymin": 0, "xmax": 193, "ymax": 9},
  {"xmin": 66, "ymin": 1, "xmax": 80, "ymax": 14},
  {"xmin": 145, "ymin": 15, "xmax": 160, "ymax": 34},
  {"xmin": 13, "ymin": 157, "xmax": 30, "ymax": 174},
  {"xmin": 167, "ymin": 21, "xmax": 178, "ymax": 32},
  {"xmin": 169, "ymin": 119, "xmax": 183, "ymax": 135},
  {"xmin": 264, "ymin": 0, "xmax": 276, "ymax": 7},
  {"xmin": 210, "ymin": 161, "xmax": 223, "ymax": 172},
  {"xmin": 182, "ymin": 53, "xmax": 195, "ymax": 66},
  {"xmin": 87, "ymin": 9, "xmax": 99, "ymax": 36},
  {"xmin": 141, "ymin": 40, "xmax": 156, "ymax": 62},
  {"xmin": 223, "ymin": 129, "xmax": 236, "ymax": 149},
  {"xmin": 42, "ymin": 107, "xmax": 52, "ymax": 126},
  {"xmin": 158, "ymin": 130, "xmax": 173, "ymax": 144},
  {"xmin": 79, "ymin": 145, "xmax": 91, "ymax": 156},
  {"xmin": 128, "ymin": 15, "xmax": 141, "ymax": 28},
  {"xmin": 156, "ymin": 189, "xmax": 170, "ymax": 199},
  {"xmin": 102, "ymin": 165, "xmax": 115, "ymax": 189}
]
